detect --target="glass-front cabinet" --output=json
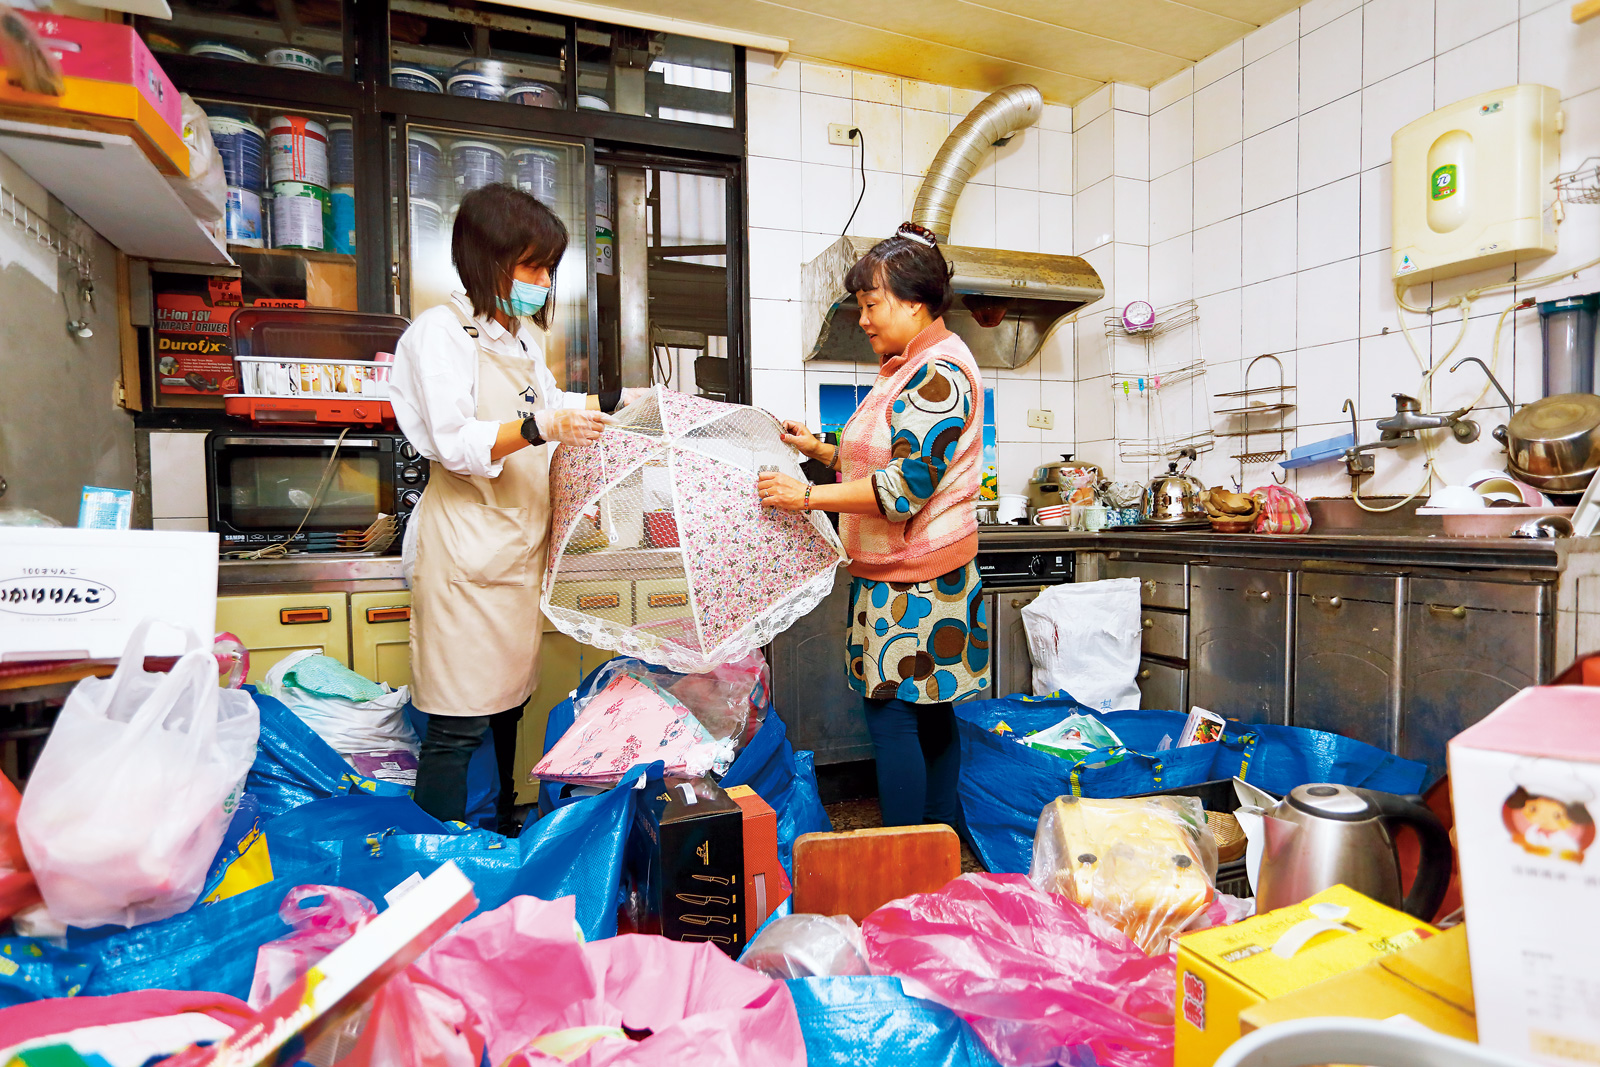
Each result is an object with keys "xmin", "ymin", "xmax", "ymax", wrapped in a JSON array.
[{"xmin": 133, "ymin": 0, "xmax": 747, "ymax": 407}]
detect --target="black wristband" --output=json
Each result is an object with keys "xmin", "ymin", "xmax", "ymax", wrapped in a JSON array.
[
  {"xmin": 519, "ymin": 416, "xmax": 545, "ymax": 446},
  {"xmin": 598, "ymin": 389, "xmax": 622, "ymax": 414}
]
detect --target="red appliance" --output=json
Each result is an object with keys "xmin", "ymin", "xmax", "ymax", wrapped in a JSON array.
[{"xmin": 224, "ymin": 308, "xmax": 408, "ymax": 427}]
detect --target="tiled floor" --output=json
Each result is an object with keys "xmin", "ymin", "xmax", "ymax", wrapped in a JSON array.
[{"xmin": 823, "ymin": 798, "xmax": 985, "ymax": 873}]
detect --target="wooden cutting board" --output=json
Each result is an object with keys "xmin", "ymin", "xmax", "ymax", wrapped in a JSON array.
[{"xmin": 792, "ymin": 825, "xmax": 962, "ymax": 921}]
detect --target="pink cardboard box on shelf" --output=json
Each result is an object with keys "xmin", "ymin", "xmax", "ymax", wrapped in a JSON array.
[
  {"xmin": 19, "ymin": 12, "xmax": 182, "ymax": 136},
  {"xmin": 1449, "ymin": 685, "xmax": 1600, "ymax": 1067}
]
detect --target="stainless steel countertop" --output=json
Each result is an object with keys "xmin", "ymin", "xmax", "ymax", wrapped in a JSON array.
[
  {"xmin": 976, "ymin": 524, "xmax": 1569, "ymax": 572},
  {"xmin": 219, "ymin": 552, "xmax": 406, "ymax": 591}
]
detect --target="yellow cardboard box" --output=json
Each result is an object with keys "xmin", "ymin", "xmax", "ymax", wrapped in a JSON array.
[
  {"xmin": 1175, "ymin": 885, "xmax": 1438, "ymax": 1067},
  {"xmin": 1240, "ymin": 924, "xmax": 1475, "ymax": 1042}
]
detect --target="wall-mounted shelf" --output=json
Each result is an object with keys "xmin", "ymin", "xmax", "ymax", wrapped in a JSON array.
[{"xmin": 0, "ymin": 117, "xmax": 232, "ymax": 266}]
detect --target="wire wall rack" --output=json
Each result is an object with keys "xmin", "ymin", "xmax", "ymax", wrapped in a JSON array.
[
  {"xmin": 0, "ymin": 180, "xmax": 92, "ymax": 281},
  {"xmin": 1103, "ymin": 300, "xmax": 1217, "ymax": 463},
  {"xmin": 1103, "ymin": 299, "xmax": 1199, "ymax": 340},
  {"xmin": 1214, "ymin": 353, "xmax": 1295, "ymax": 483},
  {"xmin": 1554, "ymin": 157, "xmax": 1600, "ymax": 205}
]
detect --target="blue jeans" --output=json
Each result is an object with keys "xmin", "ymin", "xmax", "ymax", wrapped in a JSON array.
[{"xmin": 864, "ymin": 697, "xmax": 961, "ymax": 828}]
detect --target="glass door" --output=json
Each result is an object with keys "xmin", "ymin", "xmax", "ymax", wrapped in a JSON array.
[
  {"xmin": 594, "ymin": 157, "xmax": 736, "ymax": 400},
  {"xmin": 395, "ymin": 124, "xmax": 589, "ymax": 391}
]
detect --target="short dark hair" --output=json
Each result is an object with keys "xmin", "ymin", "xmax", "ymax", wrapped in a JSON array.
[
  {"xmin": 451, "ymin": 183, "xmax": 569, "ymax": 329},
  {"xmin": 843, "ymin": 225, "xmax": 955, "ymax": 318}
]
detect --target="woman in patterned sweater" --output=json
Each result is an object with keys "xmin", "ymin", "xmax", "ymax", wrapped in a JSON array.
[{"xmin": 757, "ymin": 222, "xmax": 989, "ymax": 829}]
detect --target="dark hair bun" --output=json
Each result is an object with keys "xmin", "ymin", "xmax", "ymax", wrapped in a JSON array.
[{"xmin": 844, "ymin": 222, "xmax": 955, "ymax": 318}]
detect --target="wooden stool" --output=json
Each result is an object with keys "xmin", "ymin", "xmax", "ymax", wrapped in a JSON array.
[{"xmin": 791, "ymin": 824, "xmax": 961, "ymax": 922}]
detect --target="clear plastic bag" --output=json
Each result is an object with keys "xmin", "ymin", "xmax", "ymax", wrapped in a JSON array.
[
  {"xmin": 861, "ymin": 873, "xmax": 1178, "ymax": 1067},
  {"xmin": 740, "ymin": 913, "xmax": 870, "ymax": 979},
  {"xmin": 1029, "ymin": 794, "xmax": 1218, "ymax": 955},
  {"xmin": 579, "ymin": 650, "xmax": 771, "ymax": 746}
]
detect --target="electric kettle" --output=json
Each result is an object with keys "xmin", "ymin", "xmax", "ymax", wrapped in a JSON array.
[{"xmin": 1250, "ymin": 783, "xmax": 1452, "ymax": 920}]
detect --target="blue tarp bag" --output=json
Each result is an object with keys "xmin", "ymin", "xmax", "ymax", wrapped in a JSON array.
[
  {"xmin": 957, "ymin": 692, "xmax": 1427, "ymax": 874},
  {"xmin": 67, "ymin": 862, "xmax": 339, "ymax": 1001},
  {"xmin": 789, "ymin": 976, "xmax": 1002, "ymax": 1067},
  {"xmin": 0, "ymin": 939, "xmax": 96, "ymax": 1008},
  {"xmin": 539, "ymin": 660, "xmax": 830, "ymax": 871},
  {"xmin": 247, "ymin": 688, "xmax": 495, "ymax": 829}
]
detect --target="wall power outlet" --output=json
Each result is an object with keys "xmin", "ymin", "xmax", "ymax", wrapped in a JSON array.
[{"xmin": 1027, "ymin": 408, "xmax": 1055, "ymax": 430}]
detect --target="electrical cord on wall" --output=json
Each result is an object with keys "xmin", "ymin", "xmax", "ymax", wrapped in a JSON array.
[{"xmin": 840, "ymin": 127, "xmax": 865, "ymax": 236}]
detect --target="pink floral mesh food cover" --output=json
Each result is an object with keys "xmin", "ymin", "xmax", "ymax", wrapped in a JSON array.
[{"xmin": 542, "ymin": 388, "xmax": 847, "ymax": 673}]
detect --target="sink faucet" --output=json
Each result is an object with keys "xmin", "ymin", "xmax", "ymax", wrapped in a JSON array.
[{"xmin": 1342, "ymin": 393, "xmax": 1480, "ymax": 475}]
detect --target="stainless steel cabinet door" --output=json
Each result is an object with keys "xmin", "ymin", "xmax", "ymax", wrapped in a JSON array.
[
  {"xmin": 1402, "ymin": 578, "xmax": 1543, "ymax": 783},
  {"xmin": 1189, "ymin": 566, "xmax": 1290, "ymax": 724},
  {"xmin": 992, "ymin": 588, "xmax": 1042, "ymax": 698},
  {"xmin": 767, "ymin": 575, "xmax": 872, "ymax": 764},
  {"xmin": 1103, "ymin": 560, "xmax": 1188, "ymax": 610},
  {"xmin": 1137, "ymin": 657, "xmax": 1187, "ymax": 711},
  {"xmin": 1293, "ymin": 572, "xmax": 1399, "ymax": 750}
]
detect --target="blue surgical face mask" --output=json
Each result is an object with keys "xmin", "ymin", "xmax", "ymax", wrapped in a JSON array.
[{"xmin": 498, "ymin": 277, "xmax": 549, "ymax": 318}]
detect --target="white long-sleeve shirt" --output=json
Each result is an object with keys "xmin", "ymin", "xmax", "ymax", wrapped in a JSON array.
[{"xmin": 392, "ymin": 291, "xmax": 585, "ymax": 580}]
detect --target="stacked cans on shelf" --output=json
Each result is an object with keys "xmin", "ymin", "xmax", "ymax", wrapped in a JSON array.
[{"xmin": 208, "ymin": 105, "xmax": 355, "ymax": 254}]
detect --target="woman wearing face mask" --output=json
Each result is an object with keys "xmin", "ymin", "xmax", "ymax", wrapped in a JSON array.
[
  {"xmin": 392, "ymin": 183, "xmax": 643, "ymax": 833},
  {"xmin": 756, "ymin": 222, "xmax": 989, "ymax": 831}
]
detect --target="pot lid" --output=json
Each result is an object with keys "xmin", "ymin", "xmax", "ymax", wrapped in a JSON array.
[
  {"xmin": 1508, "ymin": 392, "xmax": 1600, "ymax": 443},
  {"xmin": 1286, "ymin": 783, "xmax": 1376, "ymax": 822}
]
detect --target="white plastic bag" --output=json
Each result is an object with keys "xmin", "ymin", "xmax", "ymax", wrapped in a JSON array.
[
  {"xmin": 1020, "ymin": 579, "xmax": 1143, "ymax": 712},
  {"xmin": 17, "ymin": 621, "xmax": 260, "ymax": 929},
  {"xmin": 262, "ymin": 649, "xmax": 415, "ymax": 756},
  {"xmin": 166, "ymin": 93, "xmax": 227, "ymax": 240}
]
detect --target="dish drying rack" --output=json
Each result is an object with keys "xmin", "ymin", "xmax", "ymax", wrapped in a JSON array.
[
  {"xmin": 226, "ymin": 358, "xmax": 396, "ymax": 426},
  {"xmin": 1214, "ymin": 354, "xmax": 1295, "ymax": 484},
  {"xmin": 1102, "ymin": 300, "xmax": 1217, "ymax": 462}
]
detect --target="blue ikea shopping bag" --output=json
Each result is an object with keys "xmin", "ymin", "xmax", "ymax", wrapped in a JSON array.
[
  {"xmin": 789, "ymin": 976, "xmax": 1002, "ymax": 1067},
  {"xmin": 956, "ymin": 695, "xmax": 1229, "ymax": 873},
  {"xmin": 955, "ymin": 692, "xmax": 1428, "ymax": 874},
  {"xmin": 539, "ymin": 660, "xmax": 831, "ymax": 872},
  {"xmin": 0, "ymin": 939, "xmax": 96, "ymax": 1008}
]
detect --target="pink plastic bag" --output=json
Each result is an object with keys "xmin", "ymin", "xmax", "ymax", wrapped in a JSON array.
[
  {"xmin": 365, "ymin": 893, "xmax": 806, "ymax": 1067},
  {"xmin": 862, "ymin": 874, "xmax": 1177, "ymax": 1067},
  {"xmin": 248, "ymin": 885, "xmax": 378, "ymax": 1009}
]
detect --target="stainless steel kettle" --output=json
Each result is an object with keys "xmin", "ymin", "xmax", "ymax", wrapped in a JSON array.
[
  {"xmin": 1142, "ymin": 447, "xmax": 1208, "ymax": 524},
  {"xmin": 1251, "ymin": 783, "xmax": 1452, "ymax": 920}
]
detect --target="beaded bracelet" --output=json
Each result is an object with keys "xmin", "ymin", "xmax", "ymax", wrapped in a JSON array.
[{"xmin": 803, "ymin": 485, "xmax": 812, "ymax": 511}]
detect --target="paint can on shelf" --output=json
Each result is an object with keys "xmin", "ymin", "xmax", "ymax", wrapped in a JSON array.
[
  {"xmin": 327, "ymin": 121, "xmax": 354, "ymax": 185},
  {"xmin": 507, "ymin": 81, "xmax": 562, "ymax": 108},
  {"xmin": 577, "ymin": 93, "xmax": 611, "ymax": 111},
  {"xmin": 509, "ymin": 146, "xmax": 559, "ymax": 207},
  {"xmin": 329, "ymin": 184, "xmax": 356, "ymax": 254},
  {"xmin": 188, "ymin": 41, "xmax": 256, "ymax": 63},
  {"xmin": 265, "ymin": 47, "xmax": 322, "ymax": 73},
  {"xmin": 409, "ymin": 198, "xmax": 444, "ymax": 247},
  {"xmin": 323, "ymin": 55, "xmax": 344, "ymax": 76},
  {"xmin": 271, "ymin": 180, "xmax": 329, "ymax": 250},
  {"xmin": 208, "ymin": 114, "xmax": 265, "ymax": 191},
  {"xmin": 268, "ymin": 115, "xmax": 329, "ymax": 188},
  {"xmin": 225, "ymin": 187, "xmax": 263, "ymax": 246},
  {"xmin": 391, "ymin": 66, "xmax": 443, "ymax": 93},
  {"xmin": 450, "ymin": 139, "xmax": 506, "ymax": 195},
  {"xmin": 407, "ymin": 132, "xmax": 445, "ymax": 201},
  {"xmin": 446, "ymin": 72, "xmax": 504, "ymax": 101}
]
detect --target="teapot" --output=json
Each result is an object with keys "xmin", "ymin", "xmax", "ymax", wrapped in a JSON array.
[
  {"xmin": 1244, "ymin": 782, "xmax": 1453, "ymax": 920},
  {"xmin": 1028, "ymin": 454, "xmax": 1103, "ymax": 511},
  {"xmin": 1141, "ymin": 447, "xmax": 1208, "ymax": 524}
]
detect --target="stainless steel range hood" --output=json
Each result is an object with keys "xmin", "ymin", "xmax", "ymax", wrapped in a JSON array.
[{"xmin": 802, "ymin": 85, "xmax": 1103, "ymax": 370}]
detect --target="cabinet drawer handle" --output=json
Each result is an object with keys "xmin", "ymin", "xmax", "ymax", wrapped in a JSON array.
[
  {"xmin": 1310, "ymin": 595, "xmax": 1343, "ymax": 609},
  {"xmin": 1143, "ymin": 617, "xmax": 1154, "ymax": 629},
  {"xmin": 1246, "ymin": 589, "xmax": 1272, "ymax": 602},
  {"xmin": 1138, "ymin": 669, "xmax": 1151, "ymax": 680},
  {"xmin": 1428, "ymin": 603, "xmax": 1468, "ymax": 620},
  {"xmin": 280, "ymin": 607, "xmax": 331, "ymax": 625},
  {"xmin": 365, "ymin": 606, "xmax": 410, "ymax": 624}
]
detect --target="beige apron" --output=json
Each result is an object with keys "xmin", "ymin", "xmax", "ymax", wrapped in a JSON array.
[{"xmin": 409, "ymin": 306, "xmax": 549, "ymax": 716}]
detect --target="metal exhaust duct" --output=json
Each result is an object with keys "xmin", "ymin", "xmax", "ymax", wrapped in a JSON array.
[{"xmin": 802, "ymin": 85, "xmax": 1103, "ymax": 370}]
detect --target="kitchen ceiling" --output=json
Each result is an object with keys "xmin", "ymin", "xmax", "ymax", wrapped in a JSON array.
[{"xmin": 567, "ymin": 0, "xmax": 1306, "ymax": 104}]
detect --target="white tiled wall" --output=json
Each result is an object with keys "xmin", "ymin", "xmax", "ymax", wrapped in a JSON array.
[
  {"xmin": 747, "ymin": 1, "xmax": 1600, "ymax": 499},
  {"xmin": 744, "ymin": 54, "xmax": 1077, "ymax": 495},
  {"xmin": 1082, "ymin": 0, "xmax": 1600, "ymax": 497}
]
